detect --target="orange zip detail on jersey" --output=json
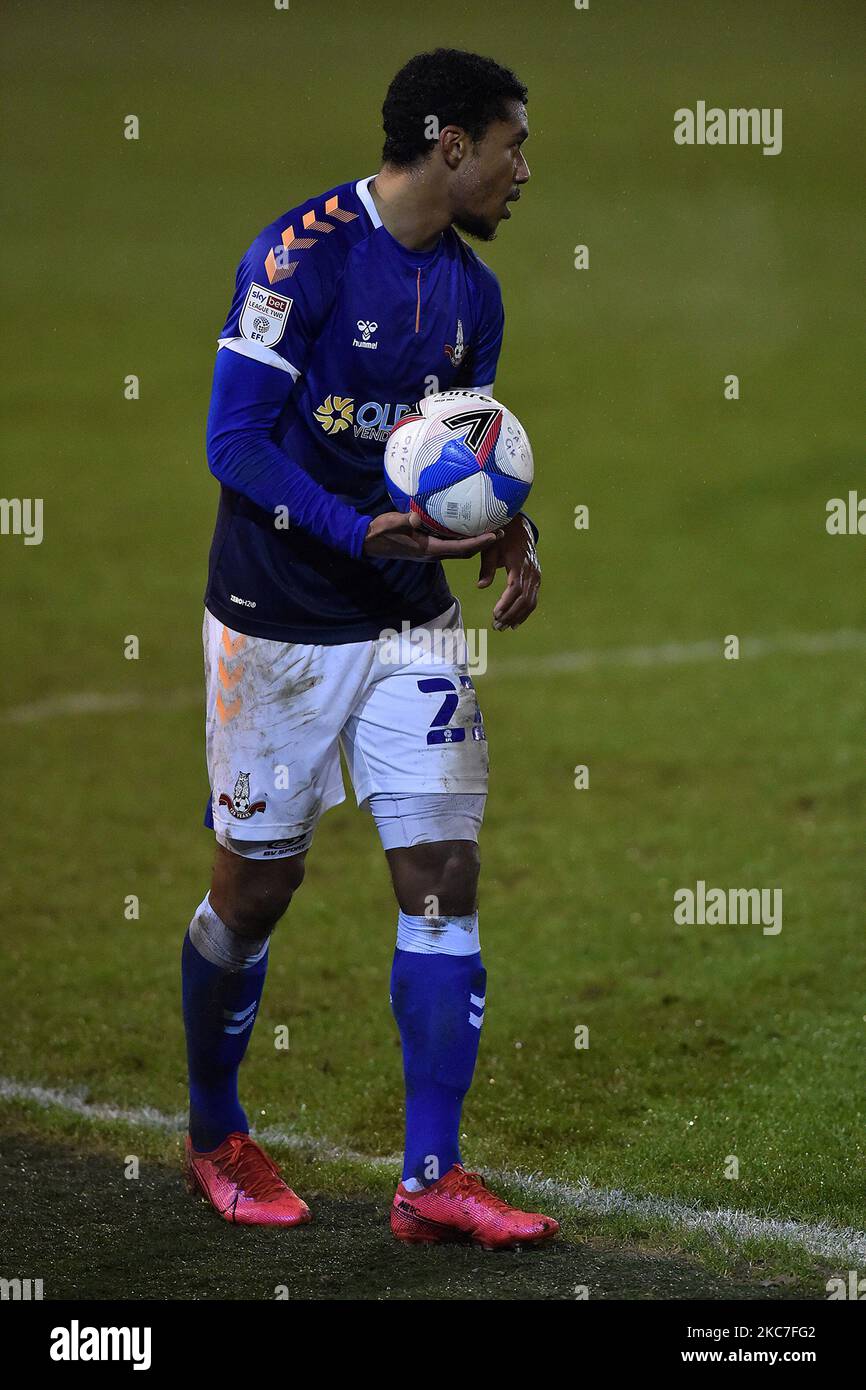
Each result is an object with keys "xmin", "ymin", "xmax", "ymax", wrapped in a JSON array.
[{"xmin": 415, "ymin": 268, "xmax": 421, "ymax": 333}]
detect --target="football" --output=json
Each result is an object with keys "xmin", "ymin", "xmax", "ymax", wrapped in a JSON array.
[{"xmin": 383, "ymin": 389, "xmax": 534, "ymax": 537}]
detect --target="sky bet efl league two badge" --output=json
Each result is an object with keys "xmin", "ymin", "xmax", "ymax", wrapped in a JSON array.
[{"xmin": 240, "ymin": 283, "xmax": 292, "ymax": 347}]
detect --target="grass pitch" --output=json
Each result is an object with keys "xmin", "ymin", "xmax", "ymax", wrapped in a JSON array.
[{"xmin": 1, "ymin": 0, "xmax": 863, "ymax": 1300}]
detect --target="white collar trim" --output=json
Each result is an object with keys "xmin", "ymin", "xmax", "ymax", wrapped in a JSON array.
[{"xmin": 355, "ymin": 174, "xmax": 382, "ymax": 228}]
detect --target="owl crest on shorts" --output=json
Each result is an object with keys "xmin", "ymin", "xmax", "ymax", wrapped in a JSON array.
[{"xmin": 218, "ymin": 771, "xmax": 267, "ymax": 820}]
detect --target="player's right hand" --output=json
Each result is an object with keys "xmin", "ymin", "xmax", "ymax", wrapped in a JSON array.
[{"xmin": 362, "ymin": 510, "xmax": 503, "ymax": 561}]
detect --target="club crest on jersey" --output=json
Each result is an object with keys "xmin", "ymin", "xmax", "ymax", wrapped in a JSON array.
[
  {"xmin": 240, "ymin": 283, "xmax": 292, "ymax": 347},
  {"xmin": 219, "ymin": 772, "xmax": 266, "ymax": 820},
  {"xmin": 444, "ymin": 317, "xmax": 466, "ymax": 365},
  {"xmin": 353, "ymin": 319, "xmax": 379, "ymax": 350}
]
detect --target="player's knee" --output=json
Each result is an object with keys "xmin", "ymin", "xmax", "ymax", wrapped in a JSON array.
[
  {"xmin": 227, "ymin": 889, "xmax": 293, "ymax": 937},
  {"xmin": 439, "ymin": 840, "xmax": 480, "ymax": 909},
  {"xmin": 389, "ymin": 838, "xmax": 480, "ymax": 916},
  {"xmin": 210, "ymin": 846, "xmax": 306, "ymax": 937}
]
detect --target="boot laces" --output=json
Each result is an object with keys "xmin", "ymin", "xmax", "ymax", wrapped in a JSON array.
[
  {"xmin": 222, "ymin": 1135, "xmax": 287, "ymax": 1202},
  {"xmin": 448, "ymin": 1166, "xmax": 512, "ymax": 1212}
]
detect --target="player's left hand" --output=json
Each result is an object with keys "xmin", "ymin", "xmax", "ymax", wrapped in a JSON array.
[{"xmin": 476, "ymin": 513, "xmax": 541, "ymax": 630}]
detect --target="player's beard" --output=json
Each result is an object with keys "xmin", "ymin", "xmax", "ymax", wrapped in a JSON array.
[{"xmin": 452, "ymin": 209, "xmax": 498, "ymax": 243}]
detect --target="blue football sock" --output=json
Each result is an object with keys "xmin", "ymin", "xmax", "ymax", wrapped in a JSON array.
[
  {"xmin": 390, "ymin": 911, "xmax": 486, "ymax": 1186},
  {"xmin": 181, "ymin": 895, "xmax": 269, "ymax": 1152}
]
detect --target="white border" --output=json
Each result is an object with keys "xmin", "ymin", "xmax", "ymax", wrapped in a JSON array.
[
  {"xmin": 355, "ymin": 174, "xmax": 382, "ymax": 228},
  {"xmin": 217, "ymin": 336, "xmax": 300, "ymax": 378}
]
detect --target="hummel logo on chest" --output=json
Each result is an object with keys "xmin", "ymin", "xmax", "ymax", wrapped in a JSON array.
[{"xmin": 353, "ymin": 319, "xmax": 379, "ymax": 350}]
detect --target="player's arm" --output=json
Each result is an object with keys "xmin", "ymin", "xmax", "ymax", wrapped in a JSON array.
[
  {"xmin": 207, "ymin": 350, "xmax": 372, "ymax": 556},
  {"xmin": 206, "ymin": 358, "xmax": 499, "ymax": 562},
  {"xmin": 362, "ymin": 509, "xmax": 501, "ymax": 559},
  {"xmin": 476, "ymin": 511, "xmax": 541, "ymax": 630}
]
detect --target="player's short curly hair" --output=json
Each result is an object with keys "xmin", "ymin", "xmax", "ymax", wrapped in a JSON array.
[{"xmin": 382, "ymin": 48, "xmax": 528, "ymax": 167}]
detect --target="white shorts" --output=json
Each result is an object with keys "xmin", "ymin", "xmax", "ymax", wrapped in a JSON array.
[{"xmin": 203, "ymin": 602, "xmax": 488, "ymax": 853}]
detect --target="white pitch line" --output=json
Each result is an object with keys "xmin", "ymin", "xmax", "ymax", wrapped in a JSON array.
[
  {"xmin": 3, "ymin": 629, "xmax": 865, "ymax": 724},
  {"xmin": 492, "ymin": 627, "xmax": 866, "ymax": 677},
  {"xmin": 3, "ymin": 1076, "xmax": 864, "ymax": 1265},
  {"xmin": 493, "ymin": 1171, "xmax": 866, "ymax": 1266},
  {"xmin": 1, "ymin": 687, "xmax": 201, "ymax": 725},
  {"xmin": 0, "ymin": 1078, "xmax": 395, "ymax": 1167}
]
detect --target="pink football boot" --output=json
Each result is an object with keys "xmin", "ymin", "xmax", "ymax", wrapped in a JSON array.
[
  {"xmin": 185, "ymin": 1132, "xmax": 311, "ymax": 1227},
  {"xmin": 391, "ymin": 1164, "xmax": 559, "ymax": 1250}
]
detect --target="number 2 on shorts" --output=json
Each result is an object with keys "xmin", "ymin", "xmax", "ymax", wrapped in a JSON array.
[{"xmin": 417, "ymin": 677, "xmax": 466, "ymax": 745}]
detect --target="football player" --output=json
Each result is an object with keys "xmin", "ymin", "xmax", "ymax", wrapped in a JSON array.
[{"xmin": 183, "ymin": 47, "xmax": 557, "ymax": 1250}]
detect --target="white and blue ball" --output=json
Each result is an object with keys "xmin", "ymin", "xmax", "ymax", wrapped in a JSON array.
[{"xmin": 383, "ymin": 390, "xmax": 533, "ymax": 537}]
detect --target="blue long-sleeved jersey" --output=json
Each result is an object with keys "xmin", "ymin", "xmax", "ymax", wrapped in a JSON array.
[{"xmin": 204, "ymin": 174, "xmax": 509, "ymax": 644}]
